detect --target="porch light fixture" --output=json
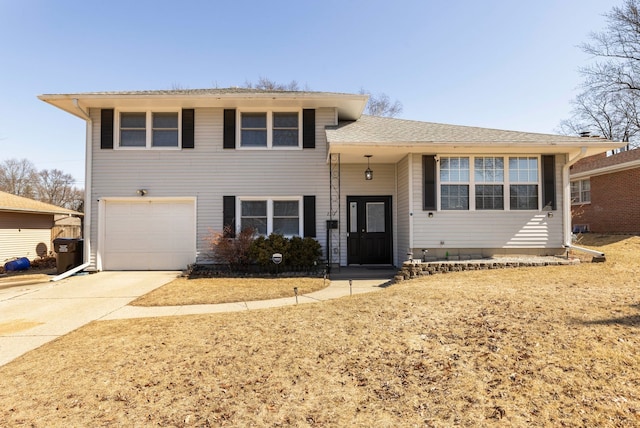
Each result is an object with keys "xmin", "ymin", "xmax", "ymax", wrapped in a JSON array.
[
  {"xmin": 364, "ymin": 155, "xmax": 373, "ymax": 180},
  {"xmin": 136, "ymin": 189, "xmax": 147, "ymax": 196}
]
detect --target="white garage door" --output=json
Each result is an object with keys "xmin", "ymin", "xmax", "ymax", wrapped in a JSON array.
[{"xmin": 103, "ymin": 199, "xmax": 196, "ymax": 270}]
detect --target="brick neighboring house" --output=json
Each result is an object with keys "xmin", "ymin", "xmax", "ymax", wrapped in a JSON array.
[{"xmin": 570, "ymin": 148, "xmax": 640, "ymax": 234}]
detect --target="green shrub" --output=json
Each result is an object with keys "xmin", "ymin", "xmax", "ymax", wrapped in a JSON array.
[
  {"xmin": 207, "ymin": 228, "xmax": 322, "ymax": 273},
  {"xmin": 249, "ymin": 233, "xmax": 290, "ymax": 268},
  {"xmin": 288, "ymin": 236, "xmax": 322, "ymax": 267}
]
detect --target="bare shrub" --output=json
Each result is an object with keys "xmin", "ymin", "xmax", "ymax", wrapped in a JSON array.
[{"xmin": 205, "ymin": 226, "xmax": 255, "ymax": 270}]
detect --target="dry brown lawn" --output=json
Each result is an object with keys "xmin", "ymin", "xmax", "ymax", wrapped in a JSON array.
[
  {"xmin": 131, "ymin": 277, "xmax": 327, "ymax": 306},
  {"xmin": 1, "ymin": 234, "xmax": 639, "ymax": 427}
]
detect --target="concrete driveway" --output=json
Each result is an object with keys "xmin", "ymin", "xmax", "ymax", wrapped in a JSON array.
[{"xmin": 0, "ymin": 271, "xmax": 178, "ymax": 367}]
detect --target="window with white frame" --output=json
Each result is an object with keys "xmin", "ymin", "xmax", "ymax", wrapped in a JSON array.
[
  {"xmin": 239, "ymin": 111, "xmax": 300, "ymax": 148},
  {"xmin": 571, "ymin": 179, "xmax": 591, "ymax": 204},
  {"xmin": 436, "ymin": 155, "xmax": 541, "ymax": 211},
  {"xmin": 440, "ymin": 157, "xmax": 470, "ymax": 210},
  {"xmin": 509, "ymin": 157, "xmax": 539, "ymax": 210},
  {"xmin": 474, "ymin": 157, "xmax": 504, "ymax": 210},
  {"xmin": 240, "ymin": 198, "xmax": 301, "ymax": 236},
  {"xmin": 118, "ymin": 111, "xmax": 180, "ymax": 148}
]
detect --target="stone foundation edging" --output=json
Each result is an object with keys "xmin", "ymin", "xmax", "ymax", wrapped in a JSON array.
[{"xmin": 395, "ymin": 257, "xmax": 580, "ymax": 282}]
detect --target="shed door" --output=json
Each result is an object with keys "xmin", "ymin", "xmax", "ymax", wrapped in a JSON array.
[{"xmin": 103, "ymin": 200, "xmax": 195, "ymax": 270}]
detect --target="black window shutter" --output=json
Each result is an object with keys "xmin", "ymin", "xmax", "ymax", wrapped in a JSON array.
[
  {"xmin": 303, "ymin": 195, "xmax": 316, "ymax": 237},
  {"xmin": 223, "ymin": 109, "xmax": 236, "ymax": 149},
  {"xmin": 303, "ymin": 109, "xmax": 315, "ymax": 149},
  {"xmin": 223, "ymin": 196, "xmax": 236, "ymax": 237},
  {"xmin": 182, "ymin": 109, "xmax": 194, "ymax": 149},
  {"xmin": 423, "ymin": 155, "xmax": 437, "ymax": 210},
  {"xmin": 101, "ymin": 109, "xmax": 114, "ymax": 149},
  {"xmin": 542, "ymin": 155, "xmax": 556, "ymax": 210}
]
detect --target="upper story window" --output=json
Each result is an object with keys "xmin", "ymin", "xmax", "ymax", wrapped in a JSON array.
[
  {"xmin": 118, "ymin": 111, "xmax": 180, "ymax": 149},
  {"xmin": 239, "ymin": 110, "xmax": 300, "ymax": 148},
  {"xmin": 571, "ymin": 179, "xmax": 591, "ymax": 204}
]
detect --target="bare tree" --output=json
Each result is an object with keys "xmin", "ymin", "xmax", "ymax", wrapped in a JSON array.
[
  {"xmin": 0, "ymin": 159, "xmax": 83, "ymax": 211},
  {"xmin": 581, "ymin": 0, "xmax": 640, "ymax": 93},
  {"xmin": 0, "ymin": 158, "xmax": 37, "ymax": 198},
  {"xmin": 240, "ymin": 78, "xmax": 403, "ymax": 117},
  {"xmin": 243, "ymin": 77, "xmax": 301, "ymax": 91},
  {"xmin": 359, "ymin": 89, "xmax": 403, "ymax": 117},
  {"xmin": 35, "ymin": 169, "xmax": 77, "ymax": 208},
  {"xmin": 559, "ymin": 89, "xmax": 638, "ymax": 151},
  {"xmin": 563, "ymin": 0, "xmax": 640, "ymax": 150}
]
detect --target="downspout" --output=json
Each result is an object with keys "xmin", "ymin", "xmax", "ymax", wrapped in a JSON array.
[
  {"xmin": 408, "ymin": 154, "xmax": 414, "ymax": 260},
  {"xmin": 561, "ymin": 147, "xmax": 605, "ymax": 258},
  {"xmin": 72, "ymin": 99, "xmax": 92, "ymax": 269}
]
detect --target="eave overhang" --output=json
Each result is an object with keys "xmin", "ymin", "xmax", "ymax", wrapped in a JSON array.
[{"xmin": 38, "ymin": 91, "xmax": 368, "ymax": 121}]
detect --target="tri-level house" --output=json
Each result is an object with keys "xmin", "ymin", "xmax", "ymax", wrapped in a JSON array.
[{"xmin": 39, "ymin": 89, "xmax": 622, "ymax": 270}]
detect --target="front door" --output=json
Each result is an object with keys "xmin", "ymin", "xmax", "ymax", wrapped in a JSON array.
[{"xmin": 347, "ymin": 196, "xmax": 392, "ymax": 265}]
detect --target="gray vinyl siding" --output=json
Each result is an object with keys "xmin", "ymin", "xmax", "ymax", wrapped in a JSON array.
[
  {"xmin": 88, "ymin": 107, "xmax": 337, "ymax": 269},
  {"xmin": 396, "ymin": 156, "xmax": 410, "ymax": 264},
  {"xmin": 0, "ymin": 212, "xmax": 53, "ymax": 262},
  {"xmin": 409, "ymin": 154, "xmax": 565, "ymax": 256}
]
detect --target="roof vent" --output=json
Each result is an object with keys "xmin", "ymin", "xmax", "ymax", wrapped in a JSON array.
[{"xmin": 579, "ymin": 131, "xmax": 591, "ymax": 138}]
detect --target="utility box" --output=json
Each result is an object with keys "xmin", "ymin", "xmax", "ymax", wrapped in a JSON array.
[{"xmin": 53, "ymin": 238, "xmax": 84, "ymax": 274}]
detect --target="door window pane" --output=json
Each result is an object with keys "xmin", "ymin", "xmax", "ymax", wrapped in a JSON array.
[
  {"xmin": 350, "ymin": 202, "xmax": 358, "ymax": 233},
  {"xmin": 366, "ymin": 202, "xmax": 385, "ymax": 233}
]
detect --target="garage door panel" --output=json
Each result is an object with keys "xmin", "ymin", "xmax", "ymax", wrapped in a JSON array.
[{"xmin": 103, "ymin": 200, "xmax": 195, "ymax": 270}]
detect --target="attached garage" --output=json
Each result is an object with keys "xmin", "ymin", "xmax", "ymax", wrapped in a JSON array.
[{"xmin": 101, "ymin": 198, "xmax": 196, "ymax": 270}]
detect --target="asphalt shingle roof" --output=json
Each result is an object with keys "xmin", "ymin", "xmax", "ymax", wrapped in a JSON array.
[
  {"xmin": 40, "ymin": 88, "xmax": 355, "ymax": 97},
  {"xmin": 326, "ymin": 115, "xmax": 608, "ymax": 145},
  {"xmin": 0, "ymin": 191, "xmax": 81, "ymax": 216}
]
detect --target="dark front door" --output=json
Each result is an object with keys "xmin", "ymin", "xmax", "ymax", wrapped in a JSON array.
[{"xmin": 347, "ymin": 196, "xmax": 392, "ymax": 265}]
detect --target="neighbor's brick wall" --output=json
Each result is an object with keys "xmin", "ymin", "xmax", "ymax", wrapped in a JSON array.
[
  {"xmin": 572, "ymin": 167, "xmax": 640, "ymax": 233},
  {"xmin": 572, "ymin": 148, "xmax": 640, "ymax": 174}
]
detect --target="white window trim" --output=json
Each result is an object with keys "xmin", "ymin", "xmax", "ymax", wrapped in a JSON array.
[
  {"xmin": 237, "ymin": 196, "xmax": 303, "ymax": 237},
  {"xmin": 236, "ymin": 109, "xmax": 303, "ymax": 150},
  {"xmin": 437, "ymin": 154, "xmax": 542, "ymax": 211},
  {"xmin": 114, "ymin": 109, "xmax": 182, "ymax": 150},
  {"xmin": 570, "ymin": 178, "xmax": 591, "ymax": 205}
]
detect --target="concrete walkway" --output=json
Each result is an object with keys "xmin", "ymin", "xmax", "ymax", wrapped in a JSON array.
[{"xmin": 0, "ymin": 269, "xmax": 394, "ymax": 366}]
